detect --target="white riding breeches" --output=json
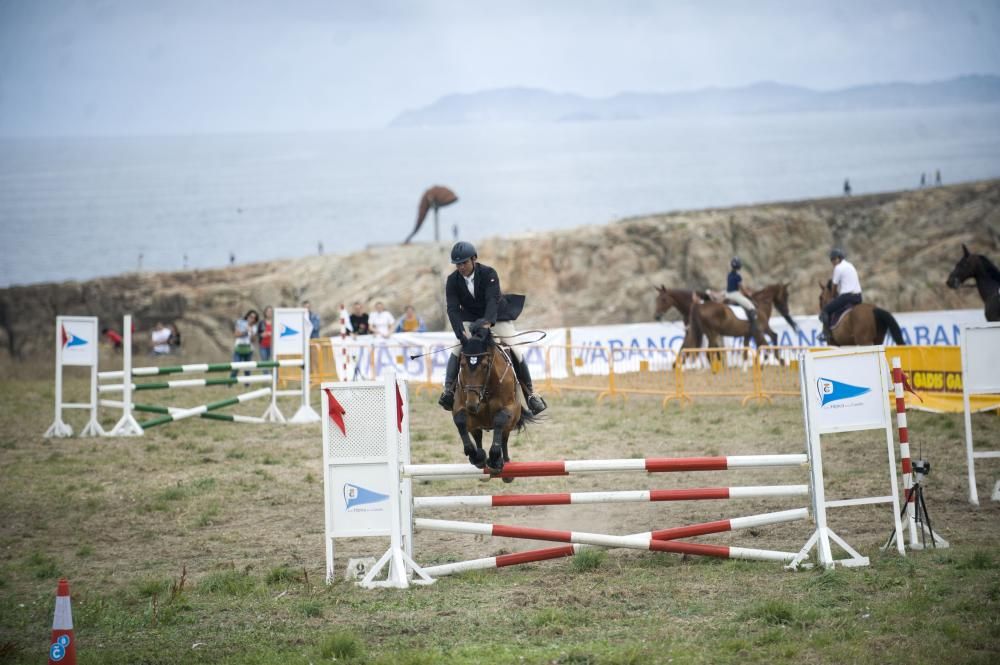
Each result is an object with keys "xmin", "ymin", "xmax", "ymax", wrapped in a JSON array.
[
  {"xmin": 725, "ymin": 291, "xmax": 756, "ymax": 312},
  {"xmin": 451, "ymin": 320, "xmax": 524, "ymax": 361}
]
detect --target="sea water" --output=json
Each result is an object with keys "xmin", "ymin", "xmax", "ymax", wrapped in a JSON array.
[{"xmin": 2, "ymin": 104, "xmax": 999, "ymax": 287}]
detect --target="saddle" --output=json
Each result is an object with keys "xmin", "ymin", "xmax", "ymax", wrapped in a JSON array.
[{"xmin": 829, "ymin": 304, "xmax": 856, "ymax": 329}]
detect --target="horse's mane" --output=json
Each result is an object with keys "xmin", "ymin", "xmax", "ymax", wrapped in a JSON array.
[{"xmin": 978, "ymin": 253, "xmax": 1000, "ymax": 283}]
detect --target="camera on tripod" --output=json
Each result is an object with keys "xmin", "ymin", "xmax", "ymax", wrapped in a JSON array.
[{"xmin": 912, "ymin": 459, "xmax": 930, "ymax": 476}]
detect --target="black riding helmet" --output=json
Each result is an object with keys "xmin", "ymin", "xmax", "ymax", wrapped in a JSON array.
[
  {"xmin": 730, "ymin": 256, "xmax": 742, "ymax": 270},
  {"xmin": 829, "ymin": 248, "xmax": 846, "ymax": 261},
  {"xmin": 451, "ymin": 241, "xmax": 477, "ymax": 264}
]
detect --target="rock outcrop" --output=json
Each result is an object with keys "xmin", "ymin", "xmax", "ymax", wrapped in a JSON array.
[{"xmin": 2, "ymin": 180, "xmax": 997, "ymax": 367}]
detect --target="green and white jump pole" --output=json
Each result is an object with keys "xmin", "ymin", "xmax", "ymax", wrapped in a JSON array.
[{"xmin": 135, "ymin": 387, "xmax": 272, "ymax": 429}]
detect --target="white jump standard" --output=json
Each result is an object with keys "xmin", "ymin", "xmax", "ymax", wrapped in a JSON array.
[{"xmin": 960, "ymin": 322, "xmax": 1000, "ymax": 505}]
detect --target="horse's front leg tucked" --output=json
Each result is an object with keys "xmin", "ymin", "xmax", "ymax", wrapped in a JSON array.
[
  {"xmin": 487, "ymin": 409, "xmax": 512, "ymax": 473},
  {"xmin": 454, "ymin": 410, "xmax": 486, "ymax": 468}
]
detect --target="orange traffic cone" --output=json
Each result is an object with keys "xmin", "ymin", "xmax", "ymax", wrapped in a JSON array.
[{"xmin": 48, "ymin": 578, "xmax": 76, "ymax": 664}]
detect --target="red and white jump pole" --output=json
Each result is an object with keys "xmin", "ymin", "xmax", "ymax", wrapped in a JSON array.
[
  {"xmin": 891, "ymin": 357, "xmax": 948, "ymax": 550},
  {"xmin": 416, "ymin": 507, "xmax": 807, "ymax": 573},
  {"xmin": 403, "ymin": 454, "xmax": 807, "ymax": 480},
  {"xmin": 414, "ymin": 484, "xmax": 809, "ymax": 509}
]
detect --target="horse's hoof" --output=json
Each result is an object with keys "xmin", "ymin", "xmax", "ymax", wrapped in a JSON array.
[{"xmin": 502, "ymin": 476, "xmax": 515, "ymax": 484}]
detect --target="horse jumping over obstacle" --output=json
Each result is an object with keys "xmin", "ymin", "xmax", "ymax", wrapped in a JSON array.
[{"xmin": 452, "ymin": 330, "xmax": 537, "ymax": 475}]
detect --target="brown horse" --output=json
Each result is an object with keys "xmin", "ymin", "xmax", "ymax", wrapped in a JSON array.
[
  {"xmin": 946, "ymin": 244, "xmax": 1000, "ymax": 322},
  {"xmin": 653, "ymin": 286, "xmax": 710, "ymax": 324},
  {"xmin": 688, "ymin": 283, "xmax": 799, "ymax": 349},
  {"xmin": 818, "ymin": 281, "xmax": 904, "ymax": 346},
  {"xmin": 452, "ymin": 331, "xmax": 535, "ymax": 475}
]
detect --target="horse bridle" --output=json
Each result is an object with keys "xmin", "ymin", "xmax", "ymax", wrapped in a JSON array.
[{"xmin": 458, "ymin": 345, "xmax": 513, "ymax": 404}]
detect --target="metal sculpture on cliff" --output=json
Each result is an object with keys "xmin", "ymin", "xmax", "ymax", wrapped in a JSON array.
[
  {"xmin": 946, "ymin": 244, "xmax": 1000, "ymax": 322},
  {"xmin": 405, "ymin": 186, "xmax": 458, "ymax": 244}
]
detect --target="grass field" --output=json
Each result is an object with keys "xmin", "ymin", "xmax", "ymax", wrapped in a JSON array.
[{"xmin": 1, "ymin": 375, "xmax": 999, "ymax": 664}]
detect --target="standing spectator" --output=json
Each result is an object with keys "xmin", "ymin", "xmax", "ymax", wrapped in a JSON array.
[
  {"xmin": 369, "ymin": 301, "xmax": 395, "ymax": 338},
  {"xmin": 258, "ymin": 306, "xmax": 273, "ymax": 362},
  {"xmin": 843, "ymin": 179, "xmax": 851, "ymax": 196},
  {"xmin": 231, "ymin": 309, "xmax": 259, "ymax": 378},
  {"xmin": 168, "ymin": 323, "xmax": 182, "ymax": 352},
  {"xmin": 349, "ymin": 301, "xmax": 370, "ymax": 336},
  {"xmin": 395, "ymin": 305, "xmax": 427, "ymax": 333},
  {"xmin": 935, "ymin": 169, "xmax": 942, "ymax": 186},
  {"xmin": 151, "ymin": 322, "xmax": 172, "ymax": 356},
  {"xmin": 303, "ymin": 300, "xmax": 321, "ymax": 339},
  {"xmin": 920, "ymin": 173, "xmax": 926, "ymax": 188}
]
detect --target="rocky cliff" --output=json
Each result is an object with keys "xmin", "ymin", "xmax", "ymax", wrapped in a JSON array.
[{"xmin": 2, "ymin": 179, "xmax": 998, "ymax": 368}]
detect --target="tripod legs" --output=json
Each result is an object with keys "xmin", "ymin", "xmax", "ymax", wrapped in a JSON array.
[{"xmin": 884, "ymin": 482, "xmax": 949, "ymax": 551}]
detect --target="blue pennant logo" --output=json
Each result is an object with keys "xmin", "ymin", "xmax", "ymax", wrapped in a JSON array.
[
  {"xmin": 280, "ymin": 324, "xmax": 299, "ymax": 338},
  {"xmin": 66, "ymin": 333, "xmax": 87, "ymax": 348},
  {"xmin": 344, "ymin": 483, "xmax": 389, "ymax": 510},
  {"xmin": 817, "ymin": 377, "xmax": 871, "ymax": 406}
]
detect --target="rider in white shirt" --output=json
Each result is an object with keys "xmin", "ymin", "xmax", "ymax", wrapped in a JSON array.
[{"xmin": 820, "ymin": 248, "xmax": 863, "ymax": 340}]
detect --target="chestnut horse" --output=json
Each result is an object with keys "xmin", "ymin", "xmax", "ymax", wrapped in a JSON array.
[
  {"xmin": 452, "ymin": 332, "xmax": 536, "ymax": 475},
  {"xmin": 653, "ymin": 286, "xmax": 711, "ymax": 324},
  {"xmin": 688, "ymin": 283, "xmax": 799, "ymax": 349},
  {"xmin": 818, "ymin": 281, "xmax": 904, "ymax": 345},
  {"xmin": 946, "ymin": 244, "xmax": 1000, "ymax": 322}
]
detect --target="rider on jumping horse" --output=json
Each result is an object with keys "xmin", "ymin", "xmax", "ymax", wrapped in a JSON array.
[
  {"xmin": 725, "ymin": 256, "xmax": 762, "ymax": 340},
  {"xmin": 819, "ymin": 248, "xmax": 863, "ymax": 341},
  {"xmin": 438, "ymin": 241, "xmax": 547, "ymax": 416}
]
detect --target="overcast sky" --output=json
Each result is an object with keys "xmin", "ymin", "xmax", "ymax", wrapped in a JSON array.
[{"xmin": 1, "ymin": 0, "xmax": 998, "ymax": 136}]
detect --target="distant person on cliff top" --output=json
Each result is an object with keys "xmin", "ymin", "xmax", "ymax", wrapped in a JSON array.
[
  {"xmin": 935, "ymin": 169, "xmax": 942, "ymax": 186},
  {"xmin": 439, "ymin": 241, "xmax": 546, "ymax": 415},
  {"xmin": 724, "ymin": 257, "xmax": 761, "ymax": 341},
  {"xmin": 843, "ymin": 179, "xmax": 851, "ymax": 196},
  {"xmin": 819, "ymin": 248, "xmax": 863, "ymax": 342}
]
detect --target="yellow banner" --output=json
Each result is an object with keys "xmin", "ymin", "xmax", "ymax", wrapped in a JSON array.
[{"xmin": 886, "ymin": 346, "xmax": 1000, "ymax": 413}]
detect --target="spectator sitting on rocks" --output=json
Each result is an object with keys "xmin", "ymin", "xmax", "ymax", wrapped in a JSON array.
[
  {"xmin": 151, "ymin": 322, "xmax": 172, "ymax": 356},
  {"xmin": 369, "ymin": 301, "xmax": 395, "ymax": 338},
  {"xmin": 395, "ymin": 305, "xmax": 426, "ymax": 333},
  {"xmin": 102, "ymin": 327, "xmax": 123, "ymax": 352}
]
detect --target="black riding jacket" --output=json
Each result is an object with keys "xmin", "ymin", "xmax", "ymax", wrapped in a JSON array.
[{"xmin": 445, "ymin": 263, "xmax": 523, "ymax": 340}]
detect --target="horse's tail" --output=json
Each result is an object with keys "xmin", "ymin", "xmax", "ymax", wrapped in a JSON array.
[
  {"xmin": 874, "ymin": 308, "xmax": 904, "ymax": 345},
  {"xmin": 774, "ymin": 295, "xmax": 800, "ymax": 334},
  {"xmin": 516, "ymin": 407, "xmax": 542, "ymax": 432}
]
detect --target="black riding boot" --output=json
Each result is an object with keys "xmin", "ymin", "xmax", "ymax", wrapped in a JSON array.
[
  {"xmin": 747, "ymin": 309, "xmax": 761, "ymax": 341},
  {"xmin": 438, "ymin": 354, "xmax": 460, "ymax": 411},
  {"xmin": 513, "ymin": 356, "xmax": 547, "ymax": 415},
  {"xmin": 818, "ymin": 311, "xmax": 830, "ymax": 343}
]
